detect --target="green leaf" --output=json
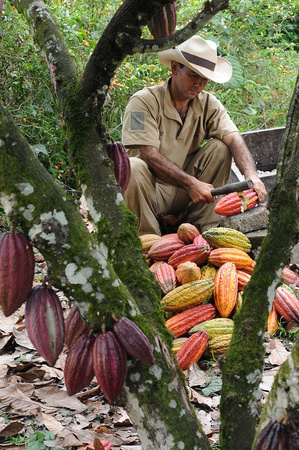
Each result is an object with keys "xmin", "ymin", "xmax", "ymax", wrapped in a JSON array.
[{"xmin": 201, "ymin": 376, "xmax": 222, "ymax": 396}]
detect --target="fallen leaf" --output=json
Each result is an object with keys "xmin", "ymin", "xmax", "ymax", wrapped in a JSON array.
[
  {"xmin": 0, "ymin": 421, "xmax": 24, "ymax": 437},
  {"xmin": 186, "ymin": 363, "xmax": 206, "ymax": 387},
  {"xmin": 268, "ymin": 338, "xmax": 290, "ymax": 365}
]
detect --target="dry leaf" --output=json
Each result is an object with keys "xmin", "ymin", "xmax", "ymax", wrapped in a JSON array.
[
  {"xmin": 0, "ymin": 421, "xmax": 24, "ymax": 437},
  {"xmin": 268, "ymin": 338, "xmax": 290, "ymax": 365}
]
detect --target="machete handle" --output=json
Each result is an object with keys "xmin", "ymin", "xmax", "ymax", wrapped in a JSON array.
[{"xmin": 211, "ymin": 179, "xmax": 254, "ymax": 196}]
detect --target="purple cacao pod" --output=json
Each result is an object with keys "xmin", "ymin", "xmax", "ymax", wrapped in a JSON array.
[
  {"xmin": 148, "ymin": 1, "xmax": 177, "ymax": 39},
  {"xmin": 107, "ymin": 141, "xmax": 131, "ymax": 192},
  {"xmin": 0, "ymin": 231, "xmax": 35, "ymax": 316}
]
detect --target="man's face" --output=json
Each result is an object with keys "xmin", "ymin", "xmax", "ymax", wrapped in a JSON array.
[{"xmin": 172, "ymin": 62, "xmax": 208, "ymax": 100}]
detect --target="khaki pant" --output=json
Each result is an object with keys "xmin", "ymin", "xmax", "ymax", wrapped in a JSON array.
[{"xmin": 124, "ymin": 139, "xmax": 232, "ymax": 235}]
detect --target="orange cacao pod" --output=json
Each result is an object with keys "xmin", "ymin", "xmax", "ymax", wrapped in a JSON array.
[
  {"xmin": 165, "ymin": 303, "xmax": 216, "ymax": 338},
  {"xmin": 176, "ymin": 330, "xmax": 209, "ymax": 370},
  {"xmin": 241, "ymin": 260, "xmax": 256, "ymax": 274},
  {"xmin": 267, "ymin": 304, "xmax": 279, "ymax": 335},
  {"xmin": 25, "ymin": 285, "xmax": 65, "ymax": 366},
  {"xmin": 65, "ymin": 333, "xmax": 95, "ymax": 396},
  {"xmin": 214, "ymin": 262, "xmax": 238, "ymax": 317},
  {"xmin": 0, "ymin": 231, "xmax": 35, "ymax": 316},
  {"xmin": 155, "ymin": 262, "xmax": 177, "ymax": 294},
  {"xmin": 208, "ymin": 247, "xmax": 254, "ymax": 269},
  {"xmin": 168, "ymin": 243, "xmax": 211, "ymax": 268},
  {"xmin": 273, "ymin": 285, "xmax": 299, "ymax": 323},
  {"xmin": 148, "ymin": 235, "xmax": 185, "ymax": 260},
  {"xmin": 177, "ymin": 223, "xmax": 200, "ymax": 244},
  {"xmin": 113, "ymin": 316, "xmax": 154, "ymax": 365},
  {"xmin": 176, "ymin": 261, "xmax": 201, "ymax": 284},
  {"xmin": 147, "ymin": 1, "xmax": 177, "ymax": 39},
  {"xmin": 93, "ymin": 331, "xmax": 127, "ymax": 403},
  {"xmin": 107, "ymin": 141, "xmax": 131, "ymax": 192},
  {"xmin": 65, "ymin": 306, "xmax": 88, "ymax": 349},
  {"xmin": 237, "ymin": 269, "xmax": 251, "ymax": 291}
]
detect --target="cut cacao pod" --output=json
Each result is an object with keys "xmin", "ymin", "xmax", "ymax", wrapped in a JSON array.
[
  {"xmin": 214, "ymin": 262, "xmax": 238, "ymax": 318},
  {"xmin": 200, "ymin": 263, "xmax": 218, "ymax": 281},
  {"xmin": 65, "ymin": 305, "xmax": 88, "ymax": 349},
  {"xmin": 147, "ymin": 1, "xmax": 177, "ymax": 39},
  {"xmin": 0, "ymin": 231, "xmax": 35, "ymax": 316},
  {"xmin": 176, "ymin": 330, "xmax": 209, "ymax": 370},
  {"xmin": 65, "ymin": 333, "xmax": 95, "ymax": 396},
  {"xmin": 113, "ymin": 316, "xmax": 154, "ymax": 365},
  {"xmin": 25, "ymin": 285, "xmax": 65, "ymax": 366},
  {"xmin": 214, "ymin": 188, "xmax": 258, "ymax": 216},
  {"xmin": 168, "ymin": 243, "xmax": 211, "ymax": 268},
  {"xmin": 161, "ymin": 279, "xmax": 215, "ymax": 312},
  {"xmin": 273, "ymin": 285, "xmax": 299, "ymax": 323},
  {"xmin": 107, "ymin": 141, "xmax": 131, "ymax": 192},
  {"xmin": 177, "ymin": 223, "xmax": 200, "ymax": 244},
  {"xmin": 165, "ymin": 303, "xmax": 216, "ymax": 338},
  {"xmin": 155, "ymin": 262, "xmax": 177, "ymax": 294},
  {"xmin": 176, "ymin": 261, "xmax": 201, "ymax": 284},
  {"xmin": 202, "ymin": 227, "xmax": 251, "ymax": 253},
  {"xmin": 93, "ymin": 330, "xmax": 127, "ymax": 403}
]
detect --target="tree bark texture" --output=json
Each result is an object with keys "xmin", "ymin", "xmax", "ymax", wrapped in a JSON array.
[{"xmin": 220, "ymin": 71, "xmax": 299, "ymax": 449}]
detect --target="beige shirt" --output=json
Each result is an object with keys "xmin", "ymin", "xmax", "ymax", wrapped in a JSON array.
[{"xmin": 122, "ymin": 78, "xmax": 238, "ymax": 170}]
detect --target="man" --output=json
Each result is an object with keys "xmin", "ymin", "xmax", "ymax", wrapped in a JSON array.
[{"xmin": 121, "ymin": 36, "xmax": 267, "ymax": 236}]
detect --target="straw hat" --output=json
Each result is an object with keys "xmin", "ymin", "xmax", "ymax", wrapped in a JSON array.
[{"xmin": 158, "ymin": 36, "xmax": 232, "ymax": 83}]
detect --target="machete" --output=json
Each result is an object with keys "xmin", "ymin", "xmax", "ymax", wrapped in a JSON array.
[{"xmin": 211, "ymin": 179, "xmax": 254, "ymax": 196}]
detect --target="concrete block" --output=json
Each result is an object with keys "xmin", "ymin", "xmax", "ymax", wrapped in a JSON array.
[{"xmin": 219, "ymin": 204, "xmax": 269, "ymax": 233}]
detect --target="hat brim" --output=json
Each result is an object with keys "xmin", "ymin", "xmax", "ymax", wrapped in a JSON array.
[{"xmin": 158, "ymin": 47, "xmax": 232, "ymax": 84}]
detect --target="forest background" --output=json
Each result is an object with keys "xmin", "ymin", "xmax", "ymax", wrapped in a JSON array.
[{"xmin": 0, "ymin": 0, "xmax": 298, "ymax": 197}]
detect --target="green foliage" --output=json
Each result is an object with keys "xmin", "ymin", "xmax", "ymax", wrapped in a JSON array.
[
  {"xmin": 26, "ymin": 429, "xmax": 65, "ymax": 450},
  {"xmin": 0, "ymin": 0, "xmax": 298, "ymax": 168}
]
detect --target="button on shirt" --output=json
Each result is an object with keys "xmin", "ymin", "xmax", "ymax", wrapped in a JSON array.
[{"xmin": 122, "ymin": 77, "xmax": 238, "ymax": 171}]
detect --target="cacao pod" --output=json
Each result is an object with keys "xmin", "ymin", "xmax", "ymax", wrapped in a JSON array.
[
  {"xmin": 113, "ymin": 316, "xmax": 154, "ymax": 365},
  {"xmin": 168, "ymin": 243, "xmax": 211, "ymax": 268},
  {"xmin": 200, "ymin": 263, "xmax": 218, "ymax": 281},
  {"xmin": 267, "ymin": 304, "xmax": 279, "ymax": 335},
  {"xmin": 190, "ymin": 317, "xmax": 234, "ymax": 338},
  {"xmin": 202, "ymin": 227, "xmax": 251, "ymax": 253},
  {"xmin": 25, "ymin": 285, "xmax": 65, "ymax": 366},
  {"xmin": 253, "ymin": 418, "xmax": 288, "ymax": 450},
  {"xmin": 148, "ymin": 235, "xmax": 185, "ymax": 260},
  {"xmin": 176, "ymin": 261, "xmax": 201, "ymax": 284},
  {"xmin": 107, "ymin": 141, "xmax": 131, "ymax": 192},
  {"xmin": 139, "ymin": 234, "xmax": 162, "ymax": 254},
  {"xmin": 65, "ymin": 333, "xmax": 95, "ymax": 396},
  {"xmin": 172, "ymin": 337, "xmax": 188, "ymax": 353},
  {"xmin": 93, "ymin": 330, "xmax": 127, "ymax": 403},
  {"xmin": 273, "ymin": 285, "xmax": 299, "ymax": 323},
  {"xmin": 193, "ymin": 234, "xmax": 210, "ymax": 247},
  {"xmin": 148, "ymin": 260, "xmax": 164, "ymax": 273},
  {"xmin": 208, "ymin": 333, "xmax": 232, "ymax": 358},
  {"xmin": 281, "ymin": 266, "xmax": 299, "ymax": 287},
  {"xmin": 214, "ymin": 189, "xmax": 258, "ymax": 216},
  {"xmin": 176, "ymin": 330, "xmax": 209, "ymax": 370},
  {"xmin": 165, "ymin": 303, "xmax": 216, "ymax": 338},
  {"xmin": 177, "ymin": 223, "xmax": 200, "ymax": 244},
  {"xmin": 161, "ymin": 279, "xmax": 215, "ymax": 312},
  {"xmin": 0, "ymin": 231, "xmax": 35, "ymax": 316},
  {"xmin": 147, "ymin": 1, "xmax": 177, "ymax": 39},
  {"xmin": 65, "ymin": 305, "xmax": 88, "ymax": 349},
  {"xmin": 237, "ymin": 269, "xmax": 251, "ymax": 291},
  {"xmin": 155, "ymin": 262, "xmax": 177, "ymax": 294},
  {"xmin": 214, "ymin": 262, "xmax": 238, "ymax": 318},
  {"xmin": 208, "ymin": 247, "xmax": 254, "ymax": 269}
]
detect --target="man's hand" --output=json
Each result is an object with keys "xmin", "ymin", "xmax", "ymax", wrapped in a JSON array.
[
  {"xmin": 139, "ymin": 145, "xmax": 215, "ymax": 204},
  {"xmin": 222, "ymin": 132, "xmax": 267, "ymax": 204}
]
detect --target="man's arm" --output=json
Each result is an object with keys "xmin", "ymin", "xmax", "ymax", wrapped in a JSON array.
[
  {"xmin": 139, "ymin": 145, "xmax": 216, "ymax": 204},
  {"xmin": 222, "ymin": 132, "xmax": 267, "ymax": 203}
]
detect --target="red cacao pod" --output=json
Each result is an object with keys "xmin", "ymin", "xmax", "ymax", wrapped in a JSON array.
[
  {"xmin": 93, "ymin": 331, "xmax": 127, "ymax": 403},
  {"xmin": 154, "ymin": 262, "xmax": 177, "ymax": 294},
  {"xmin": 176, "ymin": 330, "xmax": 209, "ymax": 370},
  {"xmin": 0, "ymin": 231, "xmax": 35, "ymax": 316},
  {"xmin": 25, "ymin": 285, "xmax": 65, "ymax": 366},
  {"xmin": 65, "ymin": 305, "xmax": 88, "ymax": 349},
  {"xmin": 273, "ymin": 285, "xmax": 299, "ymax": 323},
  {"xmin": 148, "ymin": 1, "xmax": 177, "ymax": 39},
  {"xmin": 113, "ymin": 316, "xmax": 154, "ymax": 365},
  {"xmin": 107, "ymin": 141, "xmax": 131, "ymax": 192},
  {"xmin": 148, "ymin": 235, "xmax": 185, "ymax": 260},
  {"xmin": 214, "ymin": 189, "xmax": 258, "ymax": 216},
  {"xmin": 193, "ymin": 234, "xmax": 210, "ymax": 247},
  {"xmin": 65, "ymin": 333, "xmax": 95, "ymax": 396},
  {"xmin": 168, "ymin": 243, "xmax": 211, "ymax": 268},
  {"xmin": 177, "ymin": 223, "xmax": 200, "ymax": 244}
]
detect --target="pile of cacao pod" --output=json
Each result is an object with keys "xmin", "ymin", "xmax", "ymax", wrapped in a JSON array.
[
  {"xmin": 0, "ymin": 227, "xmax": 154, "ymax": 404},
  {"xmin": 140, "ymin": 223, "xmax": 299, "ymax": 370},
  {"xmin": 253, "ymin": 415, "xmax": 299, "ymax": 449}
]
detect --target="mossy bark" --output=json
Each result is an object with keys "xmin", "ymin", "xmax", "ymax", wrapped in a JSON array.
[{"xmin": 219, "ymin": 71, "xmax": 299, "ymax": 449}]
